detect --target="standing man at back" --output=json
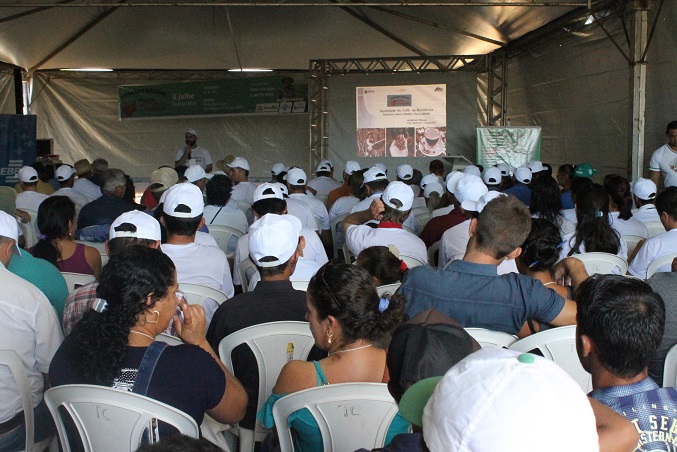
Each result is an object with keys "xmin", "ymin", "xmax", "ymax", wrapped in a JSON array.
[
  {"xmin": 174, "ymin": 128, "xmax": 213, "ymax": 173},
  {"xmin": 649, "ymin": 121, "xmax": 677, "ymax": 189}
]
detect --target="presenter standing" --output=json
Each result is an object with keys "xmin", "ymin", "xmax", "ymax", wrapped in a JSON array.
[
  {"xmin": 174, "ymin": 128, "xmax": 213, "ymax": 173},
  {"xmin": 649, "ymin": 121, "xmax": 677, "ymax": 189}
]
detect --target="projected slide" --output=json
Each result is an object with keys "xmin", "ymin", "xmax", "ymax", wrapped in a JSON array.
[{"xmin": 356, "ymin": 84, "xmax": 446, "ymax": 158}]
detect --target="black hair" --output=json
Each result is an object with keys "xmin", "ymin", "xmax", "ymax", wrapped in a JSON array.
[
  {"xmin": 162, "ymin": 210, "xmax": 203, "ymax": 237},
  {"xmin": 666, "ymin": 121, "xmax": 677, "ymax": 133},
  {"xmin": 364, "ymin": 179, "xmax": 389, "ymax": 193},
  {"xmin": 570, "ymin": 184, "xmax": 620, "ymax": 256},
  {"xmin": 256, "ymin": 257, "xmax": 289, "ymax": 278},
  {"xmin": 205, "ymin": 174, "xmax": 234, "ymax": 207},
  {"xmin": 63, "ymin": 246, "xmax": 176, "ymax": 385},
  {"xmin": 576, "ymin": 274, "xmax": 665, "ymax": 379},
  {"xmin": 518, "ymin": 218, "xmax": 562, "ymax": 272},
  {"xmin": 558, "ymin": 164, "xmax": 574, "ymax": 182},
  {"xmin": 316, "ymin": 171, "xmax": 331, "ymax": 177},
  {"xmin": 32, "ymin": 196, "xmax": 75, "ymax": 265},
  {"xmin": 349, "ymin": 169, "xmax": 366, "ymax": 199},
  {"xmin": 542, "ymin": 163, "xmax": 553, "ymax": 178},
  {"xmin": 252, "ymin": 198, "xmax": 286, "ymax": 217},
  {"xmin": 308, "ymin": 261, "xmax": 407, "ymax": 348},
  {"xmin": 603, "ymin": 174, "xmax": 633, "ymax": 220},
  {"xmin": 356, "ymin": 246, "xmax": 403, "ymax": 285},
  {"xmin": 656, "ymin": 186, "xmax": 677, "ymax": 219},
  {"xmin": 529, "ymin": 176, "xmax": 564, "ymax": 225},
  {"xmin": 571, "ymin": 177, "xmax": 594, "ymax": 204},
  {"xmin": 275, "ymin": 172, "xmax": 287, "ymax": 184},
  {"xmin": 429, "ymin": 159, "xmax": 444, "ymax": 176}
]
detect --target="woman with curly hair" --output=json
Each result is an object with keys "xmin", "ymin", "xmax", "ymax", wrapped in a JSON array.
[
  {"xmin": 258, "ymin": 261, "xmax": 409, "ymax": 451},
  {"xmin": 49, "ymin": 246, "xmax": 247, "ymax": 437}
]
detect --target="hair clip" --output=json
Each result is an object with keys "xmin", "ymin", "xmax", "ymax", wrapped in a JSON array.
[
  {"xmin": 38, "ymin": 234, "xmax": 47, "ymax": 240},
  {"xmin": 92, "ymin": 298, "xmax": 108, "ymax": 313},
  {"xmin": 378, "ymin": 297, "xmax": 390, "ymax": 313},
  {"xmin": 399, "ymin": 260, "xmax": 408, "ymax": 272},
  {"xmin": 594, "ymin": 210, "xmax": 603, "ymax": 218},
  {"xmin": 528, "ymin": 260, "xmax": 540, "ymax": 268}
]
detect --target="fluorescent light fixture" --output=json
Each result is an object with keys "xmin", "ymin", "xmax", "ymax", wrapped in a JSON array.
[
  {"xmin": 228, "ymin": 68, "xmax": 273, "ymax": 72},
  {"xmin": 584, "ymin": 15, "xmax": 594, "ymax": 25},
  {"xmin": 60, "ymin": 68, "xmax": 113, "ymax": 72}
]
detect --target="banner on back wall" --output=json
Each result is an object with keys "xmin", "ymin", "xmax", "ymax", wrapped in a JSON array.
[
  {"xmin": 476, "ymin": 126, "xmax": 541, "ymax": 169},
  {"xmin": 118, "ymin": 75, "xmax": 308, "ymax": 120},
  {"xmin": 356, "ymin": 84, "xmax": 446, "ymax": 158},
  {"xmin": 0, "ymin": 115, "xmax": 37, "ymax": 187}
]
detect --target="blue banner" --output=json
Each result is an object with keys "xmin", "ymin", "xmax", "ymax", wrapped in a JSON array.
[{"xmin": 0, "ymin": 115, "xmax": 37, "ymax": 186}]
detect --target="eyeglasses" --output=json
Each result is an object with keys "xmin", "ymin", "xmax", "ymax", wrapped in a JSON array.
[{"xmin": 320, "ymin": 268, "xmax": 342, "ymax": 311}]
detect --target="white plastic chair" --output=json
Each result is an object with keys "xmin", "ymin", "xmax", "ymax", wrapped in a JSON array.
[
  {"xmin": 427, "ymin": 240, "xmax": 441, "ymax": 267},
  {"xmin": 622, "ymin": 234, "xmax": 644, "ymax": 255},
  {"xmin": 237, "ymin": 258, "xmax": 260, "ymax": 293},
  {"xmin": 330, "ymin": 214, "xmax": 347, "ymax": 260},
  {"xmin": 156, "ymin": 333, "xmax": 183, "ymax": 346},
  {"xmin": 343, "ymin": 243, "xmax": 354, "ymax": 264},
  {"xmin": 399, "ymin": 254, "xmax": 426, "ymax": 268},
  {"xmin": 61, "ymin": 272, "xmax": 96, "ymax": 293},
  {"xmin": 376, "ymin": 283, "xmax": 401, "ymax": 297},
  {"xmin": 207, "ymin": 225, "xmax": 244, "ymax": 258},
  {"xmin": 573, "ymin": 252, "xmax": 628, "ymax": 275},
  {"xmin": 646, "ymin": 252, "xmax": 677, "ymax": 279},
  {"xmin": 509, "ymin": 325, "xmax": 592, "ymax": 392},
  {"xmin": 465, "ymin": 328, "xmax": 518, "ymax": 349},
  {"xmin": 413, "ymin": 211, "xmax": 431, "ymax": 235},
  {"xmin": 21, "ymin": 208, "xmax": 40, "ymax": 248},
  {"xmin": 218, "ymin": 321, "xmax": 315, "ymax": 452},
  {"xmin": 662, "ymin": 344, "xmax": 677, "ymax": 388},
  {"xmin": 291, "ymin": 280, "xmax": 310, "ymax": 291},
  {"xmin": 44, "ymin": 384, "xmax": 199, "ymax": 452},
  {"xmin": 272, "ymin": 383, "xmax": 400, "ymax": 452},
  {"xmin": 0, "ymin": 349, "xmax": 53, "ymax": 452},
  {"xmin": 645, "ymin": 221, "xmax": 666, "ymax": 238},
  {"xmin": 178, "ymin": 283, "xmax": 228, "ymax": 308}
]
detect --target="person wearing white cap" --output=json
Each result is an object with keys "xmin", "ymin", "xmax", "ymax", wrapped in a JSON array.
[
  {"xmin": 632, "ymin": 177, "xmax": 661, "ymax": 225},
  {"xmin": 76, "ymin": 169, "xmax": 136, "ymax": 238},
  {"xmin": 15, "ymin": 166, "xmax": 49, "ymax": 212},
  {"xmin": 482, "ymin": 166, "xmax": 503, "ymax": 191},
  {"xmin": 270, "ymin": 162, "xmax": 288, "ymax": 183},
  {"xmin": 503, "ymin": 165, "xmax": 533, "ymax": 206},
  {"xmin": 184, "ymin": 164, "xmax": 209, "ymax": 192},
  {"xmin": 327, "ymin": 160, "xmax": 360, "ymax": 208},
  {"xmin": 307, "ymin": 161, "xmax": 341, "ymax": 199},
  {"xmin": 0, "ymin": 210, "xmax": 63, "ymax": 450},
  {"xmin": 50, "ymin": 164, "xmax": 91, "ymax": 214},
  {"xmin": 286, "ymin": 167, "xmax": 332, "ymax": 247},
  {"xmin": 343, "ymin": 181, "xmax": 427, "ymax": 263},
  {"xmin": 226, "ymin": 157, "xmax": 257, "ymax": 206},
  {"xmin": 604, "ymin": 174, "xmax": 650, "ymax": 240},
  {"xmin": 174, "ymin": 128, "xmax": 213, "ymax": 173},
  {"xmin": 462, "ymin": 165, "xmax": 481, "ymax": 178},
  {"xmin": 527, "ymin": 159, "xmax": 545, "ymax": 177},
  {"xmin": 649, "ymin": 121, "xmax": 677, "ymax": 189},
  {"xmin": 419, "ymin": 173, "xmax": 468, "ymax": 250},
  {"xmin": 400, "ymin": 194, "xmax": 584, "ymax": 335},
  {"xmin": 160, "ymin": 183, "xmax": 234, "ymax": 323}
]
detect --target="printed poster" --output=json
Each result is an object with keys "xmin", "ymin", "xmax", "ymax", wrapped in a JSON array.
[{"xmin": 476, "ymin": 126, "xmax": 542, "ymax": 169}]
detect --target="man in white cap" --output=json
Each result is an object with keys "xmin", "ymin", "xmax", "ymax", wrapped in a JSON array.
[
  {"xmin": 160, "ymin": 183, "xmax": 234, "ymax": 323},
  {"xmin": 307, "ymin": 161, "xmax": 341, "ymax": 199},
  {"xmin": 50, "ymin": 164, "xmax": 91, "ymax": 214},
  {"xmin": 503, "ymin": 165, "xmax": 533, "ymax": 206},
  {"xmin": 632, "ymin": 177, "xmax": 661, "ymax": 225},
  {"xmin": 396, "ymin": 164, "xmax": 419, "ymax": 197},
  {"xmin": 527, "ymin": 159, "xmax": 545, "ymax": 180},
  {"xmin": 483, "ymin": 166, "xmax": 503, "ymax": 191},
  {"xmin": 15, "ymin": 166, "xmax": 49, "ymax": 212},
  {"xmin": 419, "ymin": 173, "xmax": 467, "ymax": 250},
  {"xmin": 270, "ymin": 162, "xmax": 288, "ymax": 183},
  {"xmin": 184, "ymin": 164, "xmax": 208, "ymax": 193},
  {"xmin": 343, "ymin": 181, "xmax": 427, "ymax": 263},
  {"xmin": 327, "ymin": 160, "xmax": 360, "ymax": 208},
  {"xmin": 208, "ymin": 213, "xmax": 324, "ymax": 432},
  {"xmin": 0, "ymin": 210, "xmax": 62, "ymax": 450},
  {"xmin": 142, "ymin": 166, "xmax": 179, "ymax": 211},
  {"xmin": 227, "ymin": 157, "xmax": 257, "ymax": 206},
  {"xmin": 174, "ymin": 128, "xmax": 213, "ymax": 173},
  {"xmin": 286, "ymin": 167, "xmax": 331, "ymax": 247}
]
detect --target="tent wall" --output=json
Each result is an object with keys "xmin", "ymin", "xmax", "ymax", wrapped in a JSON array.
[{"xmin": 0, "ymin": 71, "xmax": 16, "ymax": 114}]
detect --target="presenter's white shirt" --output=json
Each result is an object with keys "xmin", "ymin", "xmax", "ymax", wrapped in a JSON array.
[
  {"xmin": 174, "ymin": 145, "xmax": 213, "ymax": 170},
  {"xmin": 649, "ymin": 144, "xmax": 677, "ymax": 187}
]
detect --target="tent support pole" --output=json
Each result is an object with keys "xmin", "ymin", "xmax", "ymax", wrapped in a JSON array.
[
  {"xmin": 629, "ymin": 0, "xmax": 649, "ymax": 181},
  {"xmin": 13, "ymin": 68, "xmax": 23, "ymax": 115}
]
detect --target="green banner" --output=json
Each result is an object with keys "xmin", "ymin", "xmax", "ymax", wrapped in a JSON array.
[
  {"xmin": 476, "ymin": 126, "xmax": 541, "ymax": 169},
  {"xmin": 118, "ymin": 76, "xmax": 307, "ymax": 119}
]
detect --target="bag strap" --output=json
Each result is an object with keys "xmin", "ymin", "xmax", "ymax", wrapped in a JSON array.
[
  {"xmin": 210, "ymin": 206, "xmax": 224, "ymax": 225},
  {"xmin": 132, "ymin": 341, "xmax": 168, "ymax": 396}
]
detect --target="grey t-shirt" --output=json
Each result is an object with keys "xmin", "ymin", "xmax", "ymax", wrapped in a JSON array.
[{"xmin": 648, "ymin": 272, "xmax": 677, "ymax": 386}]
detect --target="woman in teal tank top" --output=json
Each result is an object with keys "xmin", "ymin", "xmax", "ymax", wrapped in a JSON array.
[{"xmin": 258, "ymin": 262, "xmax": 409, "ymax": 451}]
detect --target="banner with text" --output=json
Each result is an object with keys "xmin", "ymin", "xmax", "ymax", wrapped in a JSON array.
[
  {"xmin": 356, "ymin": 84, "xmax": 446, "ymax": 158},
  {"xmin": 118, "ymin": 76, "xmax": 307, "ymax": 120},
  {"xmin": 476, "ymin": 126, "xmax": 541, "ymax": 169},
  {"xmin": 0, "ymin": 115, "xmax": 36, "ymax": 186}
]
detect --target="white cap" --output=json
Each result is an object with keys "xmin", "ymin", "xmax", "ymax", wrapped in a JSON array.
[
  {"xmin": 184, "ymin": 165, "xmax": 207, "ymax": 183},
  {"xmin": 496, "ymin": 163, "xmax": 513, "ymax": 177},
  {"xmin": 276, "ymin": 182, "xmax": 289, "ymax": 196},
  {"xmin": 374, "ymin": 162, "xmax": 387, "ymax": 173},
  {"xmin": 454, "ymin": 174, "xmax": 488, "ymax": 204},
  {"xmin": 254, "ymin": 183, "xmax": 284, "ymax": 202},
  {"xmin": 423, "ymin": 348, "xmax": 598, "ymax": 452},
  {"xmin": 362, "ymin": 167, "xmax": 388, "ymax": 186},
  {"xmin": 515, "ymin": 166, "xmax": 533, "ymax": 184},
  {"xmin": 109, "ymin": 211, "xmax": 161, "ymax": 241},
  {"xmin": 463, "ymin": 165, "xmax": 481, "ymax": 177},
  {"xmin": 0, "ymin": 211, "xmax": 20, "ymax": 256},
  {"xmin": 271, "ymin": 162, "xmax": 287, "ymax": 176},
  {"xmin": 632, "ymin": 177, "xmax": 657, "ymax": 200},
  {"xmin": 249, "ymin": 214, "xmax": 301, "ymax": 267},
  {"xmin": 186, "ymin": 128, "xmax": 198, "ymax": 136},
  {"xmin": 483, "ymin": 167, "xmax": 502, "ymax": 186},
  {"xmin": 226, "ymin": 157, "xmax": 250, "ymax": 171},
  {"xmin": 382, "ymin": 181, "xmax": 414, "ymax": 212},
  {"xmin": 461, "ymin": 191, "xmax": 506, "ymax": 213},
  {"xmin": 162, "ymin": 183, "xmax": 204, "ymax": 218},
  {"xmin": 396, "ymin": 164, "xmax": 414, "ymax": 181},
  {"xmin": 445, "ymin": 171, "xmax": 464, "ymax": 194},
  {"xmin": 55, "ymin": 165, "xmax": 77, "ymax": 182},
  {"xmin": 320, "ymin": 159, "xmax": 334, "ymax": 169},
  {"xmin": 527, "ymin": 160, "xmax": 544, "ymax": 173},
  {"xmin": 344, "ymin": 161, "xmax": 360, "ymax": 175},
  {"xmin": 286, "ymin": 168, "xmax": 307, "ymax": 186},
  {"xmin": 316, "ymin": 162, "xmax": 332, "ymax": 173},
  {"xmin": 420, "ymin": 174, "xmax": 439, "ymax": 190},
  {"xmin": 423, "ymin": 182, "xmax": 444, "ymax": 198},
  {"xmin": 17, "ymin": 166, "xmax": 39, "ymax": 183}
]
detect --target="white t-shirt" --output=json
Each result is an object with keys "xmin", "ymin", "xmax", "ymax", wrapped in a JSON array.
[
  {"xmin": 51, "ymin": 187, "xmax": 91, "ymax": 215},
  {"xmin": 649, "ymin": 144, "xmax": 677, "ymax": 187},
  {"xmin": 0, "ymin": 266, "xmax": 62, "ymax": 422},
  {"xmin": 329, "ymin": 196, "xmax": 359, "ymax": 224},
  {"xmin": 194, "ymin": 231, "xmax": 219, "ymax": 248},
  {"xmin": 306, "ymin": 176, "xmax": 342, "ymax": 197},
  {"xmin": 286, "ymin": 198, "xmax": 319, "ymax": 231},
  {"xmin": 289, "ymin": 193, "xmax": 330, "ymax": 230},
  {"xmin": 174, "ymin": 145, "xmax": 213, "ymax": 170},
  {"xmin": 16, "ymin": 191, "xmax": 48, "ymax": 212},
  {"xmin": 247, "ymin": 257, "xmax": 323, "ymax": 291},
  {"xmin": 73, "ymin": 178, "xmax": 102, "ymax": 202},
  {"xmin": 204, "ymin": 204, "xmax": 248, "ymax": 234},
  {"xmin": 562, "ymin": 208, "xmax": 577, "ymax": 224},
  {"xmin": 633, "ymin": 204, "xmax": 661, "ymax": 225},
  {"xmin": 345, "ymin": 224, "xmax": 427, "ymax": 264},
  {"xmin": 230, "ymin": 182, "xmax": 257, "ymax": 206},
  {"xmin": 609, "ymin": 211, "xmax": 650, "ymax": 239},
  {"xmin": 350, "ymin": 193, "xmax": 416, "ymax": 231},
  {"xmin": 628, "ymin": 229, "xmax": 677, "ymax": 278}
]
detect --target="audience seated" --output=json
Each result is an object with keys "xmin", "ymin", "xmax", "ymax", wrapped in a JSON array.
[
  {"xmin": 15, "ymin": 166, "xmax": 49, "ymax": 212},
  {"xmin": 529, "ymin": 175, "xmax": 575, "ymax": 237},
  {"xmin": 50, "ymin": 164, "xmax": 90, "ymax": 215},
  {"xmin": 72, "ymin": 159, "xmax": 103, "ymax": 202},
  {"xmin": 326, "ymin": 161, "xmax": 360, "ymax": 208},
  {"xmin": 557, "ymin": 163, "xmax": 575, "ymax": 209},
  {"xmin": 306, "ymin": 161, "xmax": 341, "ymax": 198},
  {"xmin": 351, "ymin": 167, "xmax": 416, "ymax": 231},
  {"xmin": 286, "ymin": 168, "xmax": 331, "ymax": 247},
  {"xmin": 226, "ymin": 157, "xmax": 257, "ymax": 205},
  {"xmin": 203, "ymin": 174, "xmax": 248, "ymax": 254},
  {"xmin": 502, "ymin": 166, "xmax": 532, "ymax": 206},
  {"xmin": 77, "ymin": 169, "xmax": 137, "ymax": 239},
  {"xmin": 648, "ymin": 268, "xmax": 677, "ymax": 386},
  {"xmin": 141, "ymin": 166, "xmax": 179, "ymax": 210},
  {"xmin": 14, "ymin": 162, "xmax": 55, "ymax": 196},
  {"xmin": 356, "ymin": 245, "xmax": 406, "ymax": 287},
  {"xmin": 632, "ymin": 177, "xmax": 660, "ymax": 225},
  {"xmin": 604, "ymin": 174, "xmax": 650, "ymax": 238},
  {"xmin": 419, "ymin": 173, "xmax": 466, "ymax": 248}
]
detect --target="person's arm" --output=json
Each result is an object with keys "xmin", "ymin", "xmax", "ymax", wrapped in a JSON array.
[
  {"xmin": 588, "ymin": 397, "xmax": 639, "ymax": 452},
  {"xmin": 342, "ymin": 198, "xmax": 384, "ymax": 233},
  {"xmin": 205, "ymin": 163, "xmax": 213, "ymax": 173},
  {"xmin": 649, "ymin": 170, "xmax": 662, "ymax": 189},
  {"xmin": 545, "ymin": 257, "xmax": 589, "ymax": 327},
  {"xmin": 84, "ymin": 246, "xmax": 102, "ymax": 278},
  {"xmin": 175, "ymin": 146, "xmax": 191, "ymax": 168}
]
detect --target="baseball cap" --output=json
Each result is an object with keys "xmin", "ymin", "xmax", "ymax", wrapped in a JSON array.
[
  {"xmin": 574, "ymin": 162, "xmax": 597, "ymax": 178},
  {"xmin": 453, "ymin": 174, "xmax": 488, "ymax": 204},
  {"xmin": 249, "ymin": 214, "xmax": 301, "ymax": 267},
  {"xmin": 320, "ymin": 159, "xmax": 333, "ymax": 169},
  {"xmin": 271, "ymin": 162, "xmax": 288, "ymax": 176},
  {"xmin": 74, "ymin": 159, "xmax": 92, "ymax": 177},
  {"xmin": 150, "ymin": 167, "xmax": 179, "ymax": 193},
  {"xmin": 461, "ymin": 191, "xmax": 506, "ymax": 213},
  {"xmin": 226, "ymin": 157, "xmax": 250, "ymax": 171},
  {"xmin": 0, "ymin": 210, "xmax": 20, "ymax": 256},
  {"xmin": 109, "ymin": 211, "xmax": 161, "ymax": 241},
  {"xmin": 162, "ymin": 183, "xmax": 204, "ymax": 218},
  {"xmin": 527, "ymin": 160, "xmax": 544, "ymax": 173},
  {"xmin": 420, "ymin": 174, "xmax": 438, "ymax": 190},
  {"xmin": 632, "ymin": 177, "xmax": 657, "ymax": 200},
  {"xmin": 55, "ymin": 165, "xmax": 76, "ymax": 182},
  {"xmin": 17, "ymin": 166, "xmax": 39, "ymax": 183},
  {"xmin": 396, "ymin": 164, "xmax": 413, "ymax": 181},
  {"xmin": 382, "ymin": 181, "xmax": 414, "ymax": 212},
  {"xmin": 496, "ymin": 163, "xmax": 512, "ymax": 177},
  {"xmin": 445, "ymin": 171, "xmax": 464, "ymax": 194},
  {"xmin": 275, "ymin": 182, "xmax": 289, "ymax": 197},
  {"xmin": 186, "ymin": 128, "xmax": 198, "ymax": 136},
  {"xmin": 316, "ymin": 162, "xmax": 332, "ymax": 173},
  {"xmin": 286, "ymin": 168, "xmax": 307, "ymax": 186},
  {"xmin": 254, "ymin": 182, "xmax": 284, "ymax": 202},
  {"xmin": 482, "ymin": 167, "xmax": 502, "ymax": 186},
  {"xmin": 344, "ymin": 161, "xmax": 360, "ymax": 175},
  {"xmin": 423, "ymin": 348, "xmax": 598, "ymax": 452},
  {"xmin": 362, "ymin": 167, "xmax": 388, "ymax": 187},
  {"xmin": 463, "ymin": 165, "xmax": 481, "ymax": 177},
  {"xmin": 514, "ymin": 166, "xmax": 533, "ymax": 184},
  {"xmin": 423, "ymin": 182, "xmax": 444, "ymax": 198},
  {"xmin": 374, "ymin": 162, "xmax": 387, "ymax": 173},
  {"xmin": 184, "ymin": 165, "xmax": 207, "ymax": 183}
]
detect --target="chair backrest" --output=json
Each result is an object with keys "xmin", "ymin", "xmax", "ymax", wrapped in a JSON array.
[
  {"xmin": 291, "ymin": 280, "xmax": 310, "ymax": 291},
  {"xmin": 573, "ymin": 252, "xmax": 628, "ymax": 275},
  {"xmin": 218, "ymin": 321, "xmax": 315, "ymax": 442},
  {"xmin": 156, "ymin": 333, "xmax": 183, "ymax": 346},
  {"xmin": 646, "ymin": 252, "xmax": 677, "ymax": 279},
  {"xmin": 663, "ymin": 344, "xmax": 677, "ymax": 388},
  {"xmin": 414, "ymin": 211, "xmax": 431, "ymax": 234},
  {"xmin": 44, "ymin": 384, "xmax": 199, "ymax": 452},
  {"xmin": 464, "ymin": 328, "xmax": 518, "ymax": 349},
  {"xmin": 330, "ymin": 214, "xmax": 347, "ymax": 261},
  {"xmin": 237, "ymin": 201, "xmax": 252, "ymax": 214},
  {"xmin": 399, "ymin": 254, "xmax": 425, "ymax": 268},
  {"xmin": 622, "ymin": 234, "xmax": 644, "ymax": 255},
  {"xmin": 427, "ymin": 240, "xmax": 441, "ymax": 267},
  {"xmin": 206, "ymin": 225, "xmax": 244, "ymax": 258},
  {"xmin": 178, "ymin": 283, "xmax": 228, "ymax": 308},
  {"xmin": 61, "ymin": 272, "xmax": 97, "ymax": 293},
  {"xmin": 376, "ymin": 283, "xmax": 401, "ymax": 297},
  {"xmin": 237, "ymin": 258, "xmax": 260, "ymax": 293},
  {"xmin": 645, "ymin": 221, "xmax": 666, "ymax": 238},
  {"xmin": 272, "ymin": 383, "xmax": 400, "ymax": 452},
  {"xmin": 509, "ymin": 325, "xmax": 592, "ymax": 392},
  {"xmin": 342, "ymin": 243, "xmax": 354, "ymax": 264}
]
